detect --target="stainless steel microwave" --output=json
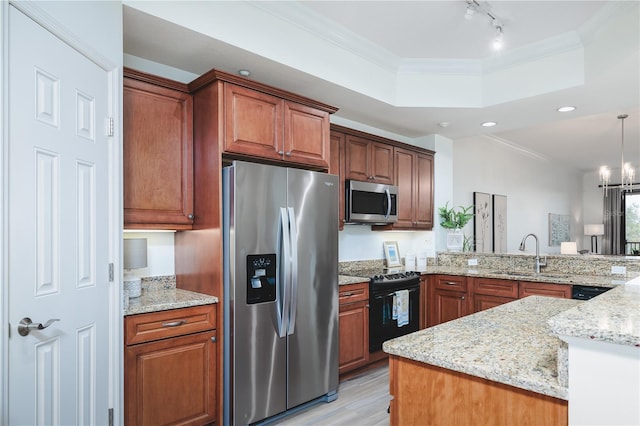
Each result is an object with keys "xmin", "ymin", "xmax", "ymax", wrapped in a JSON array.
[{"xmin": 346, "ymin": 180, "xmax": 398, "ymax": 224}]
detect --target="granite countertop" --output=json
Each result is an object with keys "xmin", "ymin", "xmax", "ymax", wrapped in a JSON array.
[
  {"xmin": 383, "ymin": 296, "xmax": 581, "ymax": 400},
  {"xmin": 125, "ymin": 288, "xmax": 218, "ymax": 316},
  {"xmin": 548, "ymin": 282, "xmax": 640, "ymax": 347},
  {"xmin": 338, "ymin": 266, "xmax": 632, "ymax": 288},
  {"xmin": 338, "ymin": 275, "xmax": 370, "ymax": 285}
]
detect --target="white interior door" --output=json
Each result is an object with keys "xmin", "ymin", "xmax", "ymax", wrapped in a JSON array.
[{"xmin": 7, "ymin": 6, "xmax": 110, "ymax": 425}]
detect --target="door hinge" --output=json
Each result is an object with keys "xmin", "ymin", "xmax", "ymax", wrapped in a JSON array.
[
  {"xmin": 108, "ymin": 408, "xmax": 114, "ymax": 426},
  {"xmin": 108, "ymin": 263, "xmax": 114, "ymax": 282},
  {"xmin": 106, "ymin": 117, "xmax": 114, "ymax": 137}
]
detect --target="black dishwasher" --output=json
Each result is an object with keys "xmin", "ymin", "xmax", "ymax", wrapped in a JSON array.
[{"xmin": 572, "ymin": 285, "xmax": 612, "ymax": 300}]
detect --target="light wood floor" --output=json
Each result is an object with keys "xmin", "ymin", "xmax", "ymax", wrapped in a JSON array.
[{"xmin": 276, "ymin": 365, "xmax": 391, "ymax": 426}]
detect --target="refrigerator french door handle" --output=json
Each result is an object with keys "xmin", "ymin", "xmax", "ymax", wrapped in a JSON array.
[
  {"xmin": 384, "ymin": 188, "xmax": 391, "ymax": 219},
  {"xmin": 278, "ymin": 207, "xmax": 290, "ymax": 338},
  {"xmin": 287, "ymin": 207, "xmax": 298, "ymax": 335}
]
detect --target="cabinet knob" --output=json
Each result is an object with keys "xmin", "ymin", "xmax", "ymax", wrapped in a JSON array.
[
  {"xmin": 285, "ymin": 151, "xmax": 292, "ymax": 156},
  {"xmin": 187, "ymin": 213, "xmax": 194, "ymax": 220},
  {"xmin": 211, "ymin": 336, "xmax": 217, "ymax": 343},
  {"xmin": 278, "ymin": 150, "xmax": 284, "ymax": 155},
  {"xmin": 461, "ymin": 296, "xmax": 465, "ymax": 300}
]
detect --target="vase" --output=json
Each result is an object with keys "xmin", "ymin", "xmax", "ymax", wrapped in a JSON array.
[{"xmin": 446, "ymin": 229, "xmax": 464, "ymax": 252}]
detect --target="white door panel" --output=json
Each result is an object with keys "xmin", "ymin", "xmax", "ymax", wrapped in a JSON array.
[{"xmin": 8, "ymin": 6, "xmax": 110, "ymax": 425}]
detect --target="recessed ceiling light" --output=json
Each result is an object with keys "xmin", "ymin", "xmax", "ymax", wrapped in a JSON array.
[
  {"xmin": 481, "ymin": 121, "xmax": 497, "ymax": 127},
  {"xmin": 557, "ymin": 106, "xmax": 576, "ymax": 112},
  {"xmin": 438, "ymin": 121, "xmax": 450, "ymax": 128},
  {"xmin": 238, "ymin": 69, "xmax": 251, "ymax": 77}
]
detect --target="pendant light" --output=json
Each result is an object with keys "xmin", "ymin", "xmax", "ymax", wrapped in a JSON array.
[
  {"xmin": 600, "ymin": 114, "xmax": 632, "ymax": 195},
  {"xmin": 619, "ymin": 114, "xmax": 633, "ymax": 192}
]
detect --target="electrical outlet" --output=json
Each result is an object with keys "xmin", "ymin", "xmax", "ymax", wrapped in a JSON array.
[
  {"xmin": 468, "ymin": 258, "xmax": 478, "ymax": 266},
  {"xmin": 611, "ymin": 265, "xmax": 626, "ymax": 275}
]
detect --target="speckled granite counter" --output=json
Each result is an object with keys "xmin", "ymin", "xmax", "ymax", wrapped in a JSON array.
[
  {"xmin": 338, "ymin": 274, "xmax": 370, "ymax": 285},
  {"xmin": 548, "ymin": 282, "xmax": 640, "ymax": 347},
  {"xmin": 383, "ymin": 296, "xmax": 580, "ymax": 400},
  {"xmin": 338, "ymin": 265, "xmax": 630, "ymax": 288},
  {"xmin": 125, "ymin": 288, "xmax": 218, "ymax": 316},
  {"xmin": 418, "ymin": 266, "xmax": 631, "ymax": 287}
]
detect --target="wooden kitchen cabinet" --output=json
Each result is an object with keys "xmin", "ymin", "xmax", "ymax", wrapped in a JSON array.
[
  {"xmin": 344, "ymin": 134, "xmax": 394, "ymax": 184},
  {"xmin": 428, "ymin": 275, "xmax": 470, "ymax": 327},
  {"xmin": 125, "ymin": 304, "xmax": 217, "ymax": 426},
  {"xmin": 329, "ymin": 130, "xmax": 345, "ymax": 230},
  {"xmin": 519, "ymin": 281, "xmax": 572, "ymax": 299},
  {"xmin": 218, "ymin": 78, "xmax": 334, "ymax": 169},
  {"xmin": 338, "ymin": 282, "xmax": 370, "ymax": 375},
  {"xmin": 419, "ymin": 275, "xmax": 428, "ymax": 329},
  {"xmin": 472, "ymin": 277, "xmax": 518, "ymax": 313},
  {"xmin": 123, "ymin": 68, "xmax": 194, "ymax": 230},
  {"xmin": 388, "ymin": 147, "xmax": 434, "ymax": 230},
  {"xmin": 332, "ymin": 124, "xmax": 435, "ymax": 231}
]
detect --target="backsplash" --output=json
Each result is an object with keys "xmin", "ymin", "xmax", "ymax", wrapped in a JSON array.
[
  {"xmin": 140, "ymin": 275, "xmax": 176, "ymax": 291},
  {"xmin": 435, "ymin": 252, "xmax": 640, "ymax": 277}
]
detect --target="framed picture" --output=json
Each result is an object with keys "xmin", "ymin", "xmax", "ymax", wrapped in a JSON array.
[
  {"xmin": 383, "ymin": 241, "xmax": 402, "ymax": 267},
  {"xmin": 474, "ymin": 192, "xmax": 493, "ymax": 253},
  {"xmin": 549, "ymin": 213, "xmax": 570, "ymax": 246},
  {"xmin": 493, "ymin": 194, "xmax": 507, "ymax": 253}
]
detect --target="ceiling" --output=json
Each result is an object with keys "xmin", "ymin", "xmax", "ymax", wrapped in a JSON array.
[{"xmin": 123, "ymin": 1, "xmax": 640, "ymax": 174}]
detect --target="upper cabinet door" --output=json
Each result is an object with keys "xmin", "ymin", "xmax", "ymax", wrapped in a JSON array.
[
  {"xmin": 123, "ymin": 76, "xmax": 194, "ymax": 229},
  {"xmin": 393, "ymin": 147, "xmax": 416, "ymax": 228},
  {"xmin": 283, "ymin": 101, "xmax": 330, "ymax": 169},
  {"xmin": 344, "ymin": 136, "xmax": 394, "ymax": 184},
  {"xmin": 414, "ymin": 152, "xmax": 434, "ymax": 229},
  {"xmin": 223, "ymin": 83, "xmax": 284, "ymax": 161}
]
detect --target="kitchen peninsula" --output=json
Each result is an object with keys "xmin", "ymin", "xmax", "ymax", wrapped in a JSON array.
[{"xmin": 383, "ymin": 282, "xmax": 640, "ymax": 425}]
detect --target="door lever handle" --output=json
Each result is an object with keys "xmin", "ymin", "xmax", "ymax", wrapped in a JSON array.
[{"xmin": 18, "ymin": 317, "xmax": 60, "ymax": 336}]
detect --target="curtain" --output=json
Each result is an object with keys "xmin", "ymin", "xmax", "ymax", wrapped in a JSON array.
[{"xmin": 603, "ymin": 187, "xmax": 624, "ymax": 255}]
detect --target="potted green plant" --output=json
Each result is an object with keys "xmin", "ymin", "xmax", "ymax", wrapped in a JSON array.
[{"xmin": 439, "ymin": 202, "xmax": 474, "ymax": 252}]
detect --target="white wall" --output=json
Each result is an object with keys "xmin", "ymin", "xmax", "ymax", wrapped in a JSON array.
[
  {"xmin": 453, "ymin": 135, "xmax": 583, "ymax": 254},
  {"xmin": 124, "ymin": 232, "xmax": 176, "ymax": 277}
]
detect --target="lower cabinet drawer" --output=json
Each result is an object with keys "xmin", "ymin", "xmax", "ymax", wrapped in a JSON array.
[
  {"xmin": 472, "ymin": 277, "xmax": 518, "ymax": 298},
  {"xmin": 432, "ymin": 275, "xmax": 468, "ymax": 292},
  {"xmin": 339, "ymin": 282, "xmax": 369, "ymax": 304},
  {"xmin": 125, "ymin": 304, "xmax": 216, "ymax": 345}
]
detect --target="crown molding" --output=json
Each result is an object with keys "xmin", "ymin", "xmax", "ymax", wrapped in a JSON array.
[{"xmin": 251, "ymin": 1, "xmax": 632, "ymax": 78}]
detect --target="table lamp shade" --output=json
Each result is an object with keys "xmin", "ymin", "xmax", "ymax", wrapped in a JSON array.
[
  {"xmin": 560, "ymin": 242, "xmax": 578, "ymax": 255},
  {"xmin": 123, "ymin": 238, "xmax": 147, "ymax": 298},
  {"xmin": 584, "ymin": 224, "xmax": 604, "ymax": 236},
  {"xmin": 124, "ymin": 238, "xmax": 147, "ymax": 269}
]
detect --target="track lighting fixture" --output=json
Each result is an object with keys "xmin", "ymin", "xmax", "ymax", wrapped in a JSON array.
[
  {"xmin": 464, "ymin": 3, "xmax": 476, "ymax": 20},
  {"xmin": 492, "ymin": 25, "xmax": 504, "ymax": 50},
  {"xmin": 464, "ymin": 1, "xmax": 506, "ymax": 51}
]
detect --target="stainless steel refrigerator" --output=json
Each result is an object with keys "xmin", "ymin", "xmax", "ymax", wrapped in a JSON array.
[{"xmin": 222, "ymin": 161, "xmax": 339, "ymax": 425}]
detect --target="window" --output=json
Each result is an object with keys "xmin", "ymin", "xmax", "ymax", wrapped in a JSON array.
[{"xmin": 624, "ymin": 192, "xmax": 640, "ymax": 254}]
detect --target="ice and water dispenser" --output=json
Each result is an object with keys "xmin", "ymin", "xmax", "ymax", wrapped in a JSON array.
[{"xmin": 246, "ymin": 254, "xmax": 277, "ymax": 304}]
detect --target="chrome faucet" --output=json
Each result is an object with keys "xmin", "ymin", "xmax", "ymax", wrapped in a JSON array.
[{"xmin": 518, "ymin": 233, "xmax": 547, "ymax": 273}]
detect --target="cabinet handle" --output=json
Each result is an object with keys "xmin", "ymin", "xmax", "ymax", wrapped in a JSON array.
[
  {"xmin": 341, "ymin": 292, "xmax": 354, "ymax": 297},
  {"xmin": 443, "ymin": 281, "xmax": 458, "ymax": 285},
  {"xmin": 162, "ymin": 320, "xmax": 186, "ymax": 327},
  {"xmin": 187, "ymin": 213, "xmax": 194, "ymax": 220}
]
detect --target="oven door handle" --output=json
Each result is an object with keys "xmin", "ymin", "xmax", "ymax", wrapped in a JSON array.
[{"xmin": 373, "ymin": 287, "xmax": 418, "ymax": 300}]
